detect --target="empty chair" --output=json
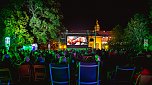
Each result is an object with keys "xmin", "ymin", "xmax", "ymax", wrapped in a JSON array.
[
  {"xmin": 0, "ymin": 68, "xmax": 12, "ymax": 85},
  {"xmin": 110, "ymin": 66, "xmax": 136, "ymax": 85},
  {"xmin": 18, "ymin": 64, "xmax": 31, "ymax": 81},
  {"xmin": 33, "ymin": 64, "xmax": 46, "ymax": 81},
  {"xmin": 78, "ymin": 62, "xmax": 100, "ymax": 85},
  {"xmin": 49, "ymin": 63, "xmax": 70, "ymax": 85}
]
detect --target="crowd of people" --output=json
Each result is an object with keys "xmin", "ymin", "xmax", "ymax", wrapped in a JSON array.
[{"xmin": 0, "ymin": 47, "xmax": 151, "ymax": 84}]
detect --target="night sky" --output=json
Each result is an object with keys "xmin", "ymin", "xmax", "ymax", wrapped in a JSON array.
[
  {"xmin": 60, "ymin": 0, "xmax": 149, "ymax": 30},
  {"xmin": 0, "ymin": 0, "xmax": 149, "ymax": 31}
]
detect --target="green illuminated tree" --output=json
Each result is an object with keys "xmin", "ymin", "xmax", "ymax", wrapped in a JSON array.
[
  {"xmin": 4, "ymin": 11, "xmax": 33, "ymax": 47},
  {"xmin": 27, "ymin": 0, "xmax": 62, "ymax": 44},
  {"xmin": 1, "ymin": 0, "xmax": 34, "ymax": 48},
  {"xmin": 124, "ymin": 14, "xmax": 149, "ymax": 51},
  {"xmin": 148, "ymin": 5, "xmax": 152, "ymax": 51},
  {"xmin": 0, "ymin": 0, "xmax": 63, "ymax": 49},
  {"xmin": 0, "ymin": 16, "xmax": 5, "ymax": 46},
  {"xmin": 148, "ymin": 35, "xmax": 152, "ymax": 51}
]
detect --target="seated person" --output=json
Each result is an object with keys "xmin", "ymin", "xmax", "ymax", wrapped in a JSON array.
[{"xmin": 59, "ymin": 56, "xmax": 67, "ymax": 64}]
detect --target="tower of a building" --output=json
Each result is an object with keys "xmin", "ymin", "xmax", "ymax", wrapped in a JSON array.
[{"xmin": 94, "ymin": 19, "xmax": 100, "ymax": 31}]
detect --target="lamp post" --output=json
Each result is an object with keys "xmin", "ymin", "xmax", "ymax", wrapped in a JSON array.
[
  {"xmin": 95, "ymin": 30, "xmax": 96, "ymax": 49},
  {"xmin": 87, "ymin": 30, "xmax": 89, "ymax": 50},
  {"xmin": 94, "ymin": 28, "xmax": 97, "ymax": 54}
]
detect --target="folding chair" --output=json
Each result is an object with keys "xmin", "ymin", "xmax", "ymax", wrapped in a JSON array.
[
  {"xmin": 78, "ymin": 62, "xmax": 100, "ymax": 85},
  {"xmin": 33, "ymin": 64, "xmax": 46, "ymax": 81},
  {"xmin": 0, "ymin": 68, "xmax": 12, "ymax": 85},
  {"xmin": 49, "ymin": 63, "xmax": 70, "ymax": 85},
  {"xmin": 110, "ymin": 66, "xmax": 136, "ymax": 85},
  {"xmin": 18, "ymin": 64, "xmax": 31, "ymax": 81}
]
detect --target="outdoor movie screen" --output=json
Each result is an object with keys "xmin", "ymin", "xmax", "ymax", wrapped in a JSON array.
[{"xmin": 67, "ymin": 36, "xmax": 88, "ymax": 46}]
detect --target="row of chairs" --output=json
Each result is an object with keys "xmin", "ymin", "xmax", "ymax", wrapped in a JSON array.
[
  {"xmin": 0, "ymin": 62, "xmax": 136, "ymax": 85},
  {"xmin": 49, "ymin": 62, "xmax": 136, "ymax": 85},
  {"xmin": 19, "ymin": 64, "xmax": 46, "ymax": 81},
  {"xmin": 0, "ymin": 64, "xmax": 46, "ymax": 85},
  {"xmin": 50, "ymin": 62, "xmax": 100, "ymax": 85}
]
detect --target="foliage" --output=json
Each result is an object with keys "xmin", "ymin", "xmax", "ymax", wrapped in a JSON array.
[
  {"xmin": 1, "ymin": 0, "xmax": 34, "ymax": 48},
  {"xmin": 4, "ymin": 11, "xmax": 33, "ymax": 47},
  {"xmin": 124, "ymin": 13, "xmax": 149, "ymax": 51},
  {"xmin": 111, "ymin": 25, "xmax": 124, "ymax": 43},
  {"xmin": 148, "ymin": 35, "xmax": 152, "ymax": 51},
  {"xmin": 27, "ymin": 0, "xmax": 62, "ymax": 44},
  {"xmin": 0, "ymin": 0, "xmax": 63, "ymax": 49},
  {"xmin": 109, "ymin": 25, "xmax": 124, "ymax": 49},
  {"xmin": 147, "ymin": 0, "xmax": 152, "ymax": 51},
  {"xmin": 0, "ymin": 17, "xmax": 5, "ymax": 46},
  {"xmin": 0, "ymin": 4, "xmax": 13, "ymax": 46}
]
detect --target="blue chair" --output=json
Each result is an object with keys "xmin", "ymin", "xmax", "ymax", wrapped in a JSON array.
[
  {"xmin": 49, "ymin": 63, "xmax": 70, "ymax": 85},
  {"xmin": 110, "ymin": 66, "xmax": 136, "ymax": 85},
  {"xmin": 78, "ymin": 62, "xmax": 100, "ymax": 85}
]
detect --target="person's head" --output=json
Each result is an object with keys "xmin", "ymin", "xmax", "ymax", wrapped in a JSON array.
[{"xmin": 146, "ymin": 52, "xmax": 152, "ymax": 58}]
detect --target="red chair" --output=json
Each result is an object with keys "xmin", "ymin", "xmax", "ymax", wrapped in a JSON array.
[{"xmin": 18, "ymin": 64, "xmax": 31, "ymax": 81}]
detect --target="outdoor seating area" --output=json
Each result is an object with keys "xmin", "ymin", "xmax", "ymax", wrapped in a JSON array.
[
  {"xmin": 0, "ymin": 0, "xmax": 152, "ymax": 85},
  {"xmin": 0, "ymin": 48, "xmax": 151, "ymax": 85}
]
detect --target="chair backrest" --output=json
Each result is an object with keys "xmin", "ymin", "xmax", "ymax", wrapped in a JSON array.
[
  {"xmin": 49, "ymin": 63, "xmax": 70, "ymax": 85},
  {"xmin": 112, "ymin": 66, "xmax": 136, "ymax": 82},
  {"xmin": 19, "ymin": 64, "xmax": 31, "ymax": 76},
  {"xmin": 0, "ymin": 68, "xmax": 12, "ymax": 84},
  {"xmin": 139, "ymin": 75, "xmax": 152, "ymax": 85},
  {"xmin": 19, "ymin": 64, "xmax": 31, "ymax": 81},
  {"xmin": 33, "ymin": 64, "xmax": 46, "ymax": 81},
  {"xmin": 78, "ymin": 62, "xmax": 100, "ymax": 85}
]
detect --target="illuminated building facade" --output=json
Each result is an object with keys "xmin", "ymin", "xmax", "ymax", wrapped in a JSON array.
[
  {"xmin": 59, "ymin": 20, "xmax": 112, "ymax": 50},
  {"xmin": 88, "ymin": 20, "xmax": 112, "ymax": 50}
]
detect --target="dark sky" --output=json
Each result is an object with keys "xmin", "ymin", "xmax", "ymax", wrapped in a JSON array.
[
  {"xmin": 60, "ymin": 0, "xmax": 149, "ymax": 30},
  {"xmin": 0, "ymin": 0, "xmax": 149, "ymax": 31}
]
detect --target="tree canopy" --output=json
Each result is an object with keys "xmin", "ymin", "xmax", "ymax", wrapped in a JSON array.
[
  {"xmin": 0, "ymin": 0, "xmax": 63, "ymax": 48},
  {"xmin": 4, "ymin": 11, "xmax": 33, "ymax": 47},
  {"xmin": 109, "ymin": 25, "xmax": 124, "ymax": 49},
  {"xmin": 27, "ymin": 0, "xmax": 62, "ymax": 44},
  {"xmin": 1, "ymin": 0, "xmax": 33, "ymax": 48},
  {"xmin": 124, "ymin": 13, "xmax": 149, "ymax": 51}
]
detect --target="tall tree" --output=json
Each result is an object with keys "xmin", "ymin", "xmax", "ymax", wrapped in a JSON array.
[
  {"xmin": 111, "ymin": 25, "xmax": 124, "ymax": 43},
  {"xmin": 109, "ymin": 25, "xmax": 124, "ymax": 49},
  {"xmin": 1, "ymin": 0, "xmax": 34, "ymax": 48},
  {"xmin": 148, "ymin": 3, "xmax": 152, "ymax": 51},
  {"xmin": 27, "ymin": 0, "xmax": 62, "ymax": 44},
  {"xmin": 148, "ymin": 35, "xmax": 152, "ymax": 51},
  {"xmin": 4, "ymin": 11, "xmax": 33, "ymax": 47},
  {"xmin": 124, "ymin": 13, "xmax": 149, "ymax": 51}
]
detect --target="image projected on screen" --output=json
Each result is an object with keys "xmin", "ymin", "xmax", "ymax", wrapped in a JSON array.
[{"xmin": 67, "ymin": 36, "xmax": 87, "ymax": 45}]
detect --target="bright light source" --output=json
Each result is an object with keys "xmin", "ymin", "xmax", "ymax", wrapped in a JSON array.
[
  {"xmin": 105, "ymin": 45, "xmax": 109, "ymax": 50},
  {"xmin": 5, "ymin": 37, "xmax": 10, "ymax": 50}
]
